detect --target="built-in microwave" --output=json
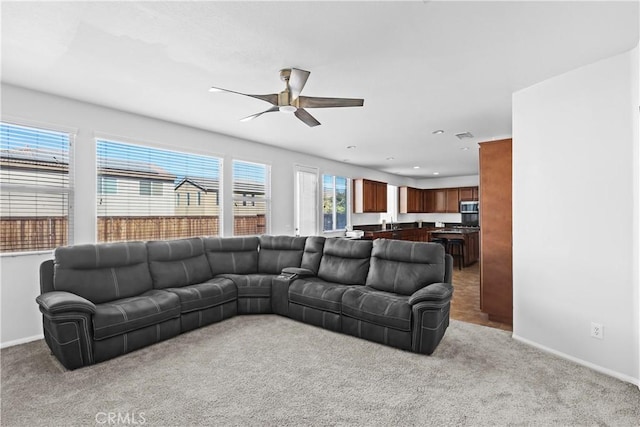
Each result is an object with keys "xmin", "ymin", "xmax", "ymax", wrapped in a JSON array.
[{"xmin": 460, "ymin": 200, "xmax": 479, "ymax": 213}]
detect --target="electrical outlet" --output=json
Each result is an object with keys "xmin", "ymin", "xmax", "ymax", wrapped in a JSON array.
[{"xmin": 591, "ymin": 322, "xmax": 603, "ymax": 339}]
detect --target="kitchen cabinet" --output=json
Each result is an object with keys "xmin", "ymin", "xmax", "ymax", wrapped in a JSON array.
[
  {"xmin": 353, "ymin": 179, "xmax": 387, "ymax": 213},
  {"xmin": 362, "ymin": 227, "xmax": 430, "ymax": 242},
  {"xmin": 399, "ymin": 186, "xmax": 422, "ymax": 213},
  {"xmin": 479, "ymin": 138, "xmax": 512, "ymax": 325},
  {"xmin": 422, "ymin": 189, "xmax": 434, "ymax": 213},
  {"xmin": 429, "ymin": 188, "xmax": 459, "ymax": 213},
  {"xmin": 400, "ymin": 186, "xmax": 478, "ymax": 213},
  {"xmin": 446, "ymin": 188, "xmax": 460, "ymax": 212},
  {"xmin": 432, "ymin": 189, "xmax": 447, "ymax": 213},
  {"xmin": 459, "ymin": 186, "xmax": 479, "ymax": 201}
]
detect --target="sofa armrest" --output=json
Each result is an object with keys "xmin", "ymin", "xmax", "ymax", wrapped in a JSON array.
[
  {"xmin": 408, "ymin": 282, "xmax": 453, "ymax": 305},
  {"xmin": 280, "ymin": 267, "xmax": 315, "ymax": 279},
  {"xmin": 36, "ymin": 291, "xmax": 96, "ymax": 315}
]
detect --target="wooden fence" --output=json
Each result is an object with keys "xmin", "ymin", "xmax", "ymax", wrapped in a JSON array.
[
  {"xmin": 1, "ymin": 215, "xmax": 266, "ymax": 252},
  {"xmin": 97, "ymin": 216, "xmax": 221, "ymax": 242},
  {"xmin": 1, "ymin": 216, "xmax": 68, "ymax": 252}
]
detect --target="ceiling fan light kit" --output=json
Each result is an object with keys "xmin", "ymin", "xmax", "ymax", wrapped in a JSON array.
[{"xmin": 210, "ymin": 68, "xmax": 364, "ymax": 127}]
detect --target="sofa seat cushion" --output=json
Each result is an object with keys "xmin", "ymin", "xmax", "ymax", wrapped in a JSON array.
[
  {"xmin": 93, "ymin": 290, "xmax": 180, "ymax": 340},
  {"xmin": 289, "ymin": 278, "xmax": 353, "ymax": 314},
  {"xmin": 165, "ymin": 278, "xmax": 237, "ymax": 313},
  {"xmin": 341, "ymin": 286, "xmax": 412, "ymax": 332}
]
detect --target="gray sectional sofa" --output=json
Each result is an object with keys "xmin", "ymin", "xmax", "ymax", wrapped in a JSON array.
[{"xmin": 37, "ymin": 235, "xmax": 453, "ymax": 370}]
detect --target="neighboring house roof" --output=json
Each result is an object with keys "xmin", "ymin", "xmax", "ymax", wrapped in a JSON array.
[
  {"xmin": 98, "ymin": 157, "xmax": 175, "ymax": 181},
  {"xmin": 175, "ymin": 177, "xmax": 264, "ymax": 195},
  {"xmin": 1, "ymin": 147, "xmax": 176, "ymax": 181},
  {"xmin": 1, "ymin": 147, "xmax": 68, "ymax": 173},
  {"xmin": 175, "ymin": 177, "xmax": 219, "ymax": 192}
]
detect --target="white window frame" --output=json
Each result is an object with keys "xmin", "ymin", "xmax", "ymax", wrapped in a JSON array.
[
  {"xmin": 322, "ymin": 174, "xmax": 350, "ymax": 233},
  {"xmin": 232, "ymin": 159, "xmax": 271, "ymax": 236},
  {"xmin": 0, "ymin": 120, "xmax": 76, "ymax": 255}
]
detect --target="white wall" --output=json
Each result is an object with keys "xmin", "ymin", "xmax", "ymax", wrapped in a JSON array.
[
  {"xmin": 0, "ymin": 84, "xmax": 413, "ymax": 346},
  {"xmin": 414, "ymin": 174, "xmax": 479, "ymax": 189},
  {"xmin": 512, "ymin": 46, "xmax": 639, "ymax": 384}
]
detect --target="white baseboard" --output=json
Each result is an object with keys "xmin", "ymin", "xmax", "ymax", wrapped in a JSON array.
[
  {"xmin": 512, "ymin": 333, "xmax": 639, "ymax": 387},
  {"xmin": 0, "ymin": 334, "xmax": 44, "ymax": 349}
]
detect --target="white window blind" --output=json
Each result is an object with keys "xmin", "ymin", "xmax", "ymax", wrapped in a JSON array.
[
  {"xmin": 323, "ymin": 174, "xmax": 348, "ymax": 232},
  {"xmin": 232, "ymin": 160, "xmax": 270, "ymax": 236},
  {"xmin": 0, "ymin": 122, "xmax": 73, "ymax": 253},
  {"xmin": 96, "ymin": 139, "xmax": 221, "ymax": 242}
]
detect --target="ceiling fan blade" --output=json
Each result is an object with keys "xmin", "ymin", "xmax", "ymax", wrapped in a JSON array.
[
  {"xmin": 298, "ymin": 96, "xmax": 364, "ymax": 108},
  {"xmin": 240, "ymin": 106, "xmax": 280, "ymax": 122},
  {"xmin": 294, "ymin": 108, "xmax": 321, "ymax": 127},
  {"xmin": 288, "ymin": 68, "xmax": 310, "ymax": 100},
  {"xmin": 209, "ymin": 86, "xmax": 278, "ymax": 106}
]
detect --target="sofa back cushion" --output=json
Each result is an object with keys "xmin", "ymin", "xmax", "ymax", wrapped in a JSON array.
[
  {"xmin": 258, "ymin": 235, "xmax": 307, "ymax": 274},
  {"xmin": 300, "ymin": 236, "xmax": 326, "ymax": 274},
  {"xmin": 147, "ymin": 238, "xmax": 212, "ymax": 289},
  {"xmin": 53, "ymin": 242, "xmax": 152, "ymax": 304},
  {"xmin": 366, "ymin": 239, "xmax": 445, "ymax": 295},
  {"xmin": 203, "ymin": 236, "xmax": 259, "ymax": 276},
  {"xmin": 317, "ymin": 239, "xmax": 372, "ymax": 285}
]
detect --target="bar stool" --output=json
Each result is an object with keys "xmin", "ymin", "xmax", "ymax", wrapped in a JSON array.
[
  {"xmin": 447, "ymin": 238, "xmax": 465, "ymax": 270},
  {"xmin": 431, "ymin": 237, "xmax": 447, "ymax": 249}
]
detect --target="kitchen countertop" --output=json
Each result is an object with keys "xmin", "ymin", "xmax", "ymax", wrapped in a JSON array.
[
  {"xmin": 430, "ymin": 228, "xmax": 480, "ymax": 234},
  {"xmin": 363, "ymin": 227, "xmax": 479, "ymax": 235}
]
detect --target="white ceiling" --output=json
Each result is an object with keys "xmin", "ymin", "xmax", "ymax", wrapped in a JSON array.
[{"xmin": 1, "ymin": 1, "xmax": 638, "ymax": 178}]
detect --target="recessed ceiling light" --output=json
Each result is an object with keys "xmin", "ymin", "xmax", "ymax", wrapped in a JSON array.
[
  {"xmin": 413, "ymin": 166, "xmax": 420, "ymax": 169},
  {"xmin": 433, "ymin": 172, "xmax": 440, "ymax": 175},
  {"xmin": 460, "ymin": 147, "xmax": 470, "ymax": 151},
  {"xmin": 386, "ymin": 157, "xmax": 395, "ymax": 161},
  {"xmin": 346, "ymin": 145, "xmax": 356, "ymax": 149},
  {"xmin": 432, "ymin": 130, "xmax": 444, "ymax": 135}
]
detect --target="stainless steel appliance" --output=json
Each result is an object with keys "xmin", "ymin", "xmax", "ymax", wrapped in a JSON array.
[
  {"xmin": 460, "ymin": 201, "xmax": 479, "ymax": 226},
  {"xmin": 460, "ymin": 200, "xmax": 479, "ymax": 213}
]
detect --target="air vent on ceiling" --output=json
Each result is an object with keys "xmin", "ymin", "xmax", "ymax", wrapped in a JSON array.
[{"xmin": 455, "ymin": 132, "xmax": 474, "ymax": 140}]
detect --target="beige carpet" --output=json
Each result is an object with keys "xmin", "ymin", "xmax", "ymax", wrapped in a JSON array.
[{"xmin": 1, "ymin": 316, "xmax": 639, "ymax": 426}]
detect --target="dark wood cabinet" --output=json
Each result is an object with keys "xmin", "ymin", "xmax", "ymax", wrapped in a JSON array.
[
  {"xmin": 479, "ymin": 138, "xmax": 513, "ymax": 324},
  {"xmin": 402, "ymin": 185, "xmax": 478, "ymax": 213},
  {"xmin": 422, "ymin": 189, "xmax": 434, "ymax": 212},
  {"xmin": 432, "ymin": 189, "xmax": 447, "ymax": 213},
  {"xmin": 363, "ymin": 227, "xmax": 430, "ymax": 242},
  {"xmin": 459, "ymin": 186, "xmax": 479, "ymax": 201},
  {"xmin": 353, "ymin": 179, "xmax": 387, "ymax": 213},
  {"xmin": 446, "ymin": 188, "xmax": 459, "ymax": 213},
  {"xmin": 399, "ymin": 186, "xmax": 422, "ymax": 213}
]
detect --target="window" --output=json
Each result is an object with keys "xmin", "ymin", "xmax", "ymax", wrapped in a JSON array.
[
  {"xmin": 97, "ymin": 176, "xmax": 117, "ymax": 194},
  {"xmin": 232, "ymin": 160, "xmax": 270, "ymax": 236},
  {"xmin": 97, "ymin": 139, "xmax": 221, "ymax": 242},
  {"xmin": 139, "ymin": 179, "xmax": 151, "ymax": 196},
  {"xmin": 0, "ymin": 122, "xmax": 73, "ymax": 253},
  {"xmin": 323, "ymin": 175, "xmax": 348, "ymax": 232}
]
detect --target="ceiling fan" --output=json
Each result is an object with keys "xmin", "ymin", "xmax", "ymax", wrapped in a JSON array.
[{"xmin": 209, "ymin": 68, "xmax": 364, "ymax": 127}]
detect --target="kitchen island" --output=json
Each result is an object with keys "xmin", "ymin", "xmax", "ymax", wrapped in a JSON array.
[
  {"xmin": 355, "ymin": 223, "xmax": 480, "ymax": 267},
  {"xmin": 430, "ymin": 229, "xmax": 479, "ymax": 267}
]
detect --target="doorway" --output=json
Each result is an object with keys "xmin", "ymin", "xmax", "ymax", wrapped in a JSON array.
[{"xmin": 294, "ymin": 165, "xmax": 318, "ymax": 236}]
